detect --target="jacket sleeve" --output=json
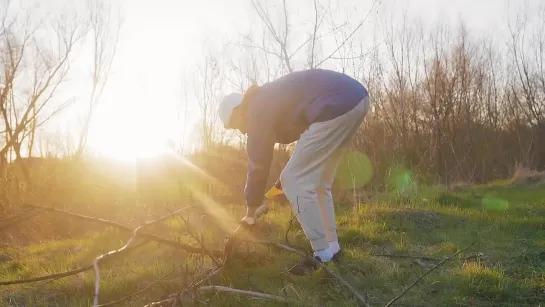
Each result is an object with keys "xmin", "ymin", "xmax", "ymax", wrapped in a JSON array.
[{"xmin": 244, "ymin": 105, "xmax": 276, "ymax": 209}]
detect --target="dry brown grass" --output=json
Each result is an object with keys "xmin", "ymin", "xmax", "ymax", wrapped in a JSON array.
[{"xmin": 511, "ymin": 164, "xmax": 545, "ymax": 186}]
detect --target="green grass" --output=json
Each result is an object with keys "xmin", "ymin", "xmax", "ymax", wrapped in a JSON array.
[{"xmin": 1, "ymin": 183, "xmax": 544, "ymax": 306}]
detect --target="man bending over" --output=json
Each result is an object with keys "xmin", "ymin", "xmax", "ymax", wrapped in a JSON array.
[{"xmin": 218, "ymin": 68, "xmax": 370, "ymax": 274}]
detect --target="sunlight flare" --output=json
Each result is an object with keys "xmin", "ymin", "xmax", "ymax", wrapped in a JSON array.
[{"xmin": 186, "ymin": 183, "xmax": 240, "ymax": 234}]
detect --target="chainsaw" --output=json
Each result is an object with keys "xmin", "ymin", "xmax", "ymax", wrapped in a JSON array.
[{"xmin": 223, "ymin": 184, "xmax": 284, "ymax": 265}]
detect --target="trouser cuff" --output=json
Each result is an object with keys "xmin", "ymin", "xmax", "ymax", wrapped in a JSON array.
[{"xmin": 310, "ymin": 236, "xmax": 329, "ymax": 251}]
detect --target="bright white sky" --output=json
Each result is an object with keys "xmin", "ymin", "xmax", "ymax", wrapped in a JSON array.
[{"xmin": 22, "ymin": 0, "xmax": 539, "ymax": 161}]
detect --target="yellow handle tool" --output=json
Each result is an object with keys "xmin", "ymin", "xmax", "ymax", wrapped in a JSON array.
[{"xmin": 264, "ymin": 186, "xmax": 284, "ymax": 199}]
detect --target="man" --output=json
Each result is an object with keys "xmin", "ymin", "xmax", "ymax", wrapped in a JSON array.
[{"xmin": 218, "ymin": 68, "xmax": 370, "ymax": 274}]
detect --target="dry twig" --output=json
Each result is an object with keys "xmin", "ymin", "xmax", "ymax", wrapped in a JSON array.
[
  {"xmin": 96, "ymin": 266, "xmax": 178, "ymax": 307},
  {"xmin": 371, "ymin": 254, "xmax": 439, "ymax": 261},
  {"xmin": 249, "ymin": 240, "xmax": 371, "ymax": 307},
  {"xmin": 0, "ymin": 265, "xmax": 92, "ymax": 286},
  {"xmin": 198, "ymin": 285, "xmax": 293, "ymax": 302},
  {"xmin": 384, "ymin": 240, "xmax": 477, "ymax": 307},
  {"xmin": 25, "ymin": 204, "xmax": 220, "ymax": 256},
  {"xmin": 92, "ymin": 206, "xmax": 195, "ymax": 307},
  {"xmin": 0, "ymin": 207, "xmax": 43, "ymax": 232},
  {"xmin": 0, "ymin": 207, "xmax": 38, "ymax": 224},
  {"xmin": 179, "ymin": 215, "xmax": 221, "ymax": 266},
  {"xmin": 146, "ymin": 283, "xmax": 293, "ymax": 306},
  {"xmin": 170, "ymin": 266, "xmax": 224, "ymax": 306},
  {"xmin": 0, "ymin": 241, "xmax": 149, "ymax": 286},
  {"xmin": 284, "ymin": 211, "xmax": 298, "ymax": 245},
  {"xmin": 144, "ymin": 267, "xmax": 224, "ymax": 307}
]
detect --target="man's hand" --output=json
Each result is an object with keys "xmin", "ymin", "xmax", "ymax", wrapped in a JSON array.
[
  {"xmin": 240, "ymin": 203, "xmax": 269, "ymax": 226},
  {"xmin": 241, "ymin": 207, "xmax": 257, "ymax": 226}
]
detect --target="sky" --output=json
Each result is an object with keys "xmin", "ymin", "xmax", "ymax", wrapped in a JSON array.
[{"xmin": 7, "ymin": 0, "xmax": 540, "ymax": 161}]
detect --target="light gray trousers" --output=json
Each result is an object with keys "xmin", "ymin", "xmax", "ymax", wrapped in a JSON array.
[{"xmin": 280, "ymin": 96, "xmax": 370, "ymax": 251}]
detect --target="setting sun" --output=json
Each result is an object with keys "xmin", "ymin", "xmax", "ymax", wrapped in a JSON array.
[{"xmin": 85, "ymin": 95, "xmax": 177, "ymax": 162}]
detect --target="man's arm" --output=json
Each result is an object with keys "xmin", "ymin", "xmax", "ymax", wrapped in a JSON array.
[
  {"xmin": 245, "ymin": 127, "xmax": 276, "ymax": 210},
  {"xmin": 243, "ymin": 92, "xmax": 277, "ymax": 211}
]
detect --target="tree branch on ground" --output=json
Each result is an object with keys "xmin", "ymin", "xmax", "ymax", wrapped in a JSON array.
[
  {"xmin": 0, "ymin": 241, "xmax": 149, "ymax": 286},
  {"xmin": 0, "ymin": 207, "xmax": 43, "ymax": 232},
  {"xmin": 384, "ymin": 240, "xmax": 478, "ymax": 307},
  {"xmin": 145, "ymin": 267, "xmax": 225, "ymax": 307},
  {"xmin": 198, "ymin": 285, "xmax": 294, "ymax": 303},
  {"xmin": 95, "ymin": 265, "xmax": 178, "ymax": 307},
  {"xmin": 170, "ymin": 267, "xmax": 224, "ymax": 307},
  {"xmin": 371, "ymin": 254, "xmax": 439, "ymax": 261},
  {"xmin": 92, "ymin": 205, "xmax": 196, "ymax": 306},
  {"xmin": 248, "ymin": 239, "xmax": 371, "ymax": 307},
  {"xmin": 24, "ymin": 204, "xmax": 220, "ymax": 256},
  {"xmin": 180, "ymin": 215, "xmax": 221, "ymax": 266}
]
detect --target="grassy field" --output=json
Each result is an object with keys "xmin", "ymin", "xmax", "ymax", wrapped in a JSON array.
[{"xmin": 0, "ymin": 182, "xmax": 544, "ymax": 307}]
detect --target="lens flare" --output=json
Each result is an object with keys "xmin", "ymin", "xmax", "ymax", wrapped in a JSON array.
[
  {"xmin": 386, "ymin": 166, "xmax": 417, "ymax": 196},
  {"xmin": 335, "ymin": 150, "xmax": 374, "ymax": 190},
  {"xmin": 481, "ymin": 195, "xmax": 509, "ymax": 211}
]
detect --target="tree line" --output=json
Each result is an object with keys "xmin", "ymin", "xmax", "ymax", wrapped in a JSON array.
[{"xmin": 186, "ymin": 0, "xmax": 545, "ymax": 196}]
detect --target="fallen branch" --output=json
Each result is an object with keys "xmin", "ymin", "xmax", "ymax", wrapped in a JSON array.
[
  {"xmin": 381, "ymin": 304, "xmax": 431, "ymax": 307},
  {"xmin": 0, "ymin": 207, "xmax": 38, "ymax": 224},
  {"xmin": 384, "ymin": 240, "xmax": 478, "ymax": 307},
  {"xmin": 180, "ymin": 215, "xmax": 221, "ymax": 266},
  {"xmin": 92, "ymin": 205, "xmax": 195, "ymax": 307},
  {"xmin": 462, "ymin": 252, "xmax": 486, "ymax": 261},
  {"xmin": 146, "ymin": 282, "xmax": 294, "ymax": 306},
  {"xmin": 371, "ymin": 254, "xmax": 439, "ymax": 261},
  {"xmin": 223, "ymin": 203, "xmax": 270, "ymax": 266},
  {"xmin": 170, "ymin": 266, "xmax": 224, "ymax": 306},
  {"xmin": 0, "ymin": 265, "xmax": 91, "ymax": 286},
  {"xmin": 96, "ymin": 266, "xmax": 178, "ymax": 307},
  {"xmin": 250, "ymin": 240, "xmax": 306, "ymax": 257},
  {"xmin": 25, "ymin": 204, "xmax": 221, "ymax": 257},
  {"xmin": 249, "ymin": 240, "xmax": 370, "ymax": 307},
  {"xmin": 198, "ymin": 285, "xmax": 293, "ymax": 302},
  {"xmin": 310, "ymin": 258, "xmax": 370, "ymax": 307},
  {"xmin": 0, "ymin": 207, "xmax": 43, "ymax": 232},
  {"xmin": 0, "ymin": 241, "xmax": 148, "ymax": 286},
  {"xmin": 144, "ymin": 267, "xmax": 225, "ymax": 307},
  {"xmin": 284, "ymin": 211, "xmax": 298, "ymax": 245}
]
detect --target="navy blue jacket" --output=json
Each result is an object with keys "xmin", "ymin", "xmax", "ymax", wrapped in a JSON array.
[{"xmin": 244, "ymin": 69, "xmax": 368, "ymax": 208}]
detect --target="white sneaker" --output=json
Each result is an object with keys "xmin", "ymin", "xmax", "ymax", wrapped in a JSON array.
[
  {"xmin": 313, "ymin": 248, "xmax": 334, "ymax": 262},
  {"xmin": 328, "ymin": 241, "xmax": 340, "ymax": 254}
]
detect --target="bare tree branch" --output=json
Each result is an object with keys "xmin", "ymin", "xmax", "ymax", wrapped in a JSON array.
[
  {"xmin": 316, "ymin": 0, "xmax": 381, "ymax": 67},
  {"xmin": 76, "ymin": 0, "xmax": 122, "ymax": 156},
  {"xmin": 251, "ymin": 0, "xmax": 293, "ymax": 73}
]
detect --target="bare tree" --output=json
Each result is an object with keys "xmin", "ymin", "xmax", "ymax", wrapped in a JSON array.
[
  {"xmin": 75, "ymin": 0, "xmax": 121, "ymax": 157},
  {"xmin": 0, "ymin": 2, "xmax": 89, "ymax": 179},
  {"xmin": 192, "ymin": 53, "xmax": 228, "ymax": 151}
]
